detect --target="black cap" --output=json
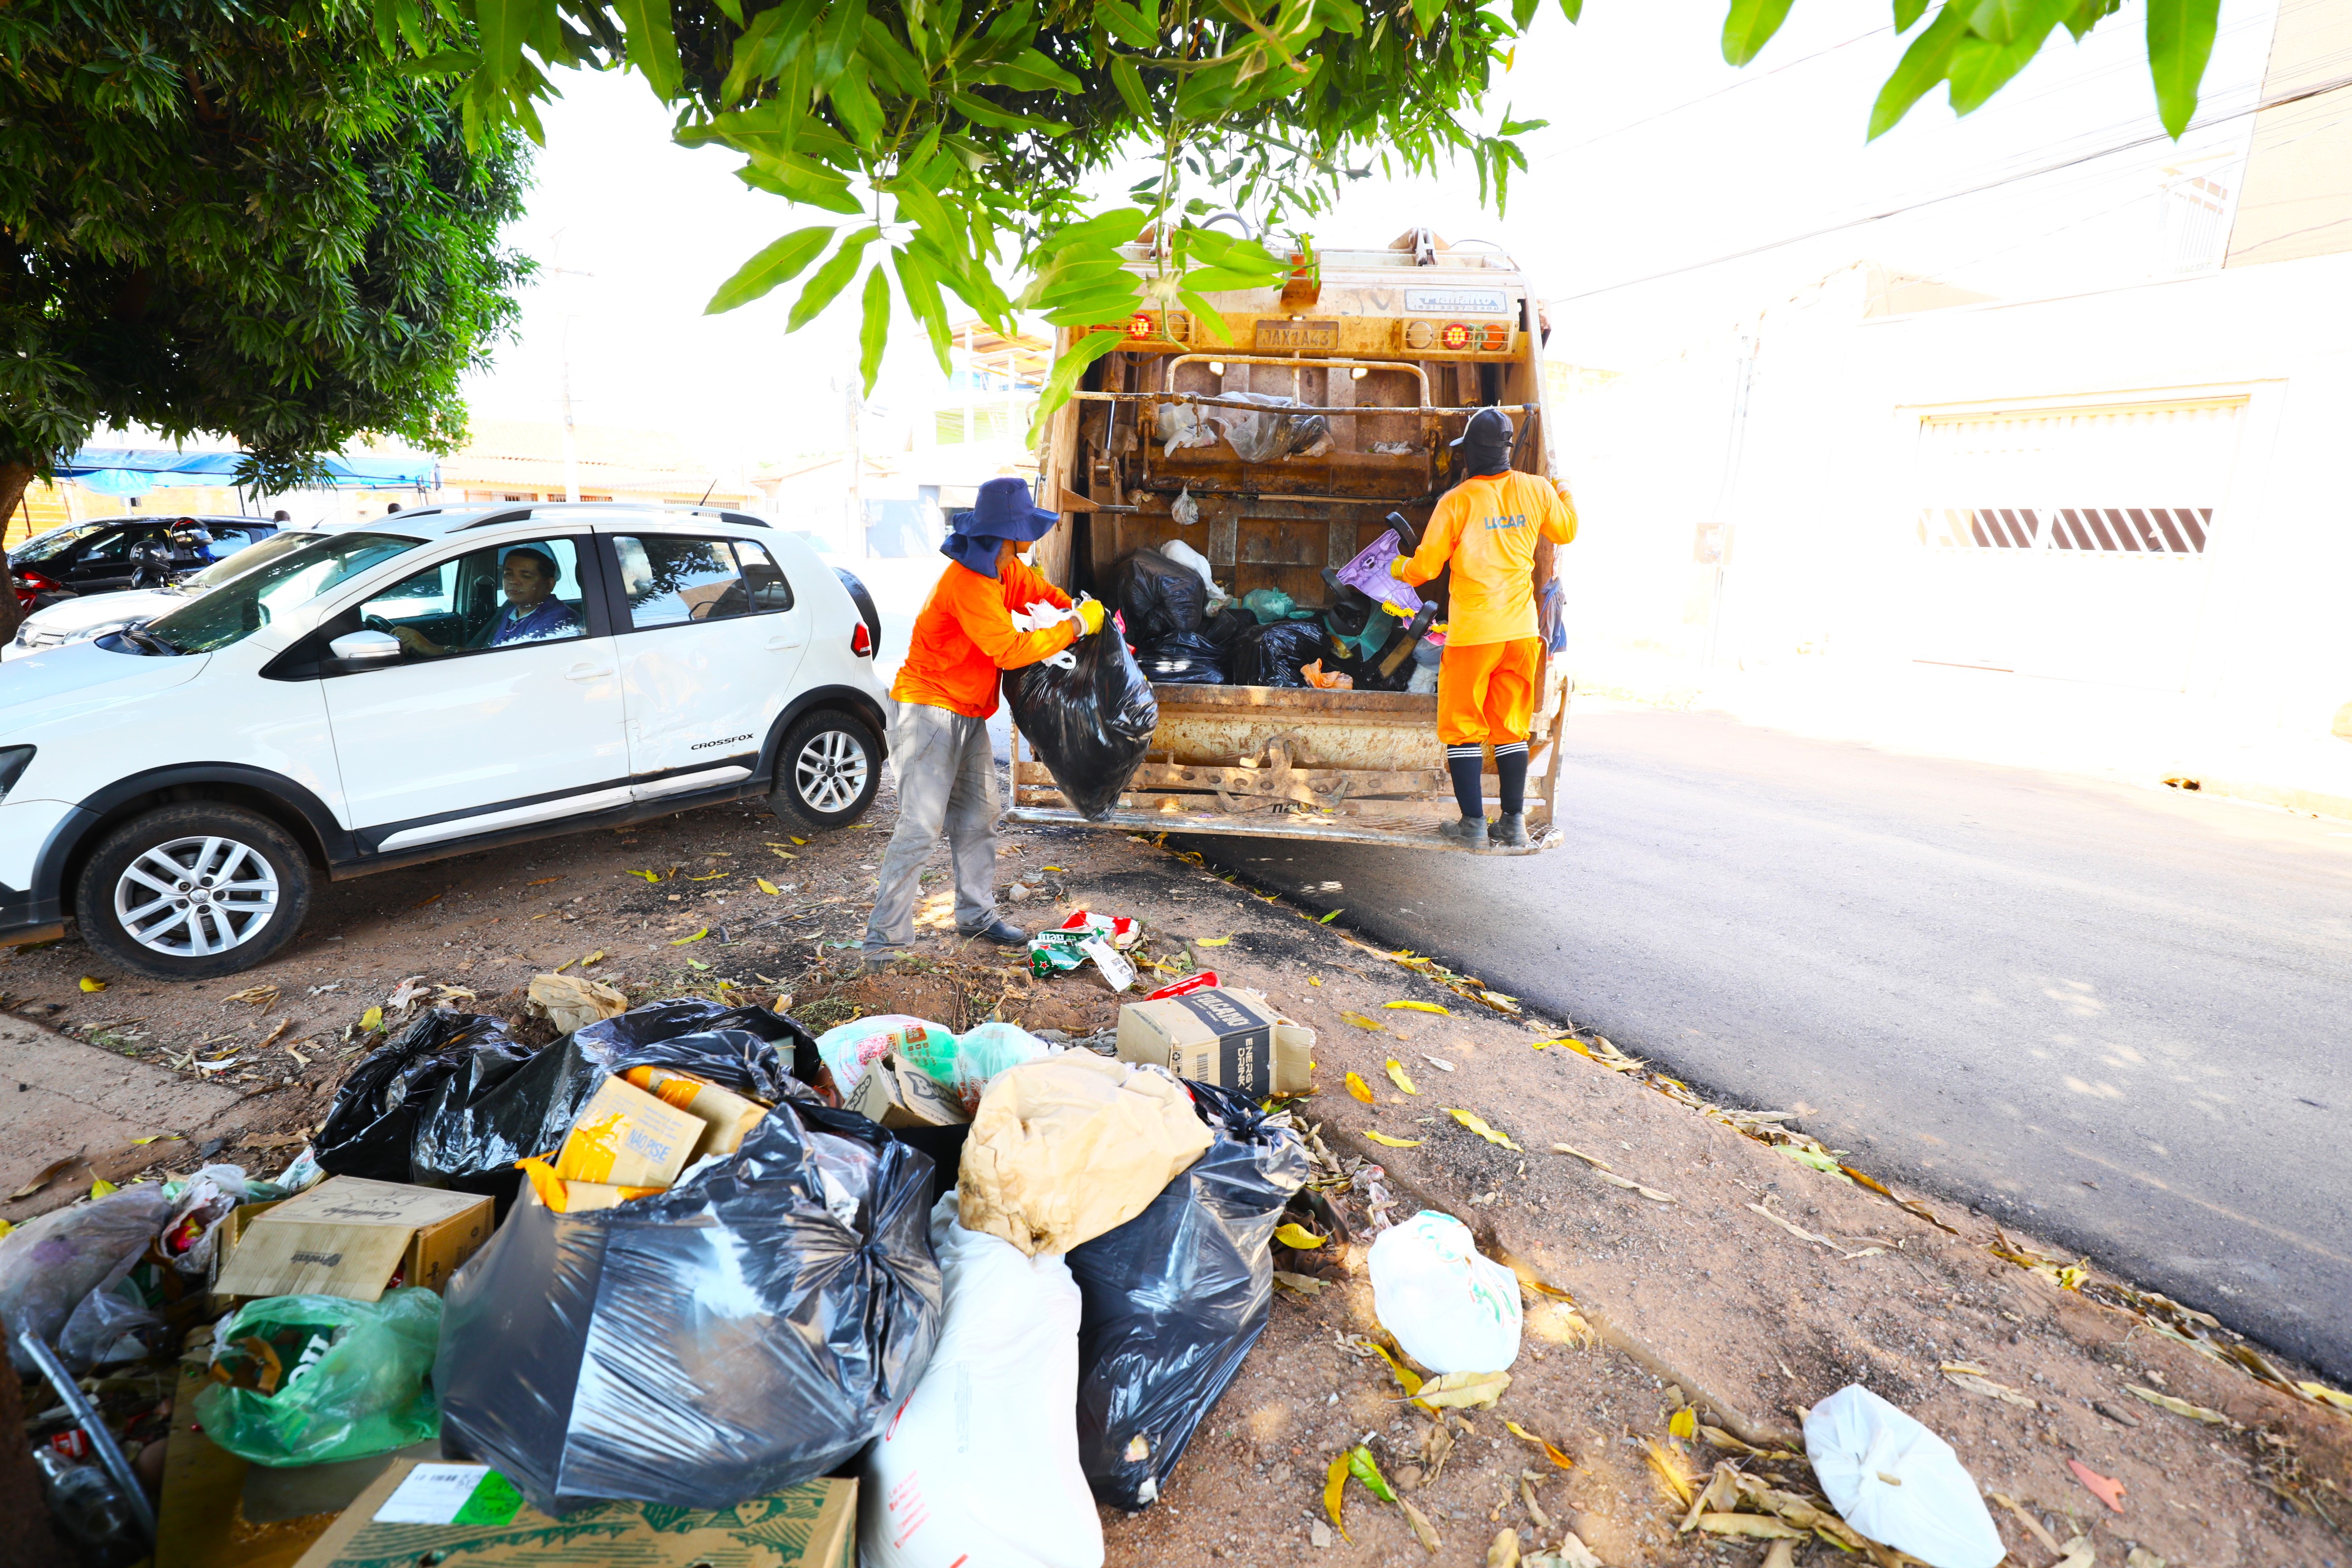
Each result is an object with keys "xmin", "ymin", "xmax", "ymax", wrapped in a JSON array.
[{"xmin": 1448, "ymin": 406, "xmax": 1515, "ymax": 450}]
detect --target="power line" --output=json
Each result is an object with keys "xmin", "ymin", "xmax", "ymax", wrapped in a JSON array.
[
  {"xmin": 1533, "ymin": 25, "xmax": 1894, "ymax": 163},
  {"xmin": 1550, "ymin": 71, "xmax": 2352, "ymax": 303}
]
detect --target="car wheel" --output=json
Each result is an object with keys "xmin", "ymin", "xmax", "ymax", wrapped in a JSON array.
[
  {"xmin": 769, "ymin": 710, "xmax": 881, "ymax": 830},
  {"xmin": 74, "ymin": 803, "xmax": 313, "ymax": 980}
]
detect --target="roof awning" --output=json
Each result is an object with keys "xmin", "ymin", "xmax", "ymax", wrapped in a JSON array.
[{"xmin": 57, "ymin": 447, "xmax": 440, "ymax": 497}]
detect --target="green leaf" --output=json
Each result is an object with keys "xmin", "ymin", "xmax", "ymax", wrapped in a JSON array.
[
  {"xmin": 476, "ymin": 0, "xmax": 525, "ymax": 84},
  {"xmin": 857, "ymin": 264, "xmax": 891, "ymax": 393},
  {"xmin": 894, "ymin": 246, "xmax": 956, "ymax": 370},
  {"xmin": 830, "ymin": 67, "xmax": 886, "ymax": 144},
  {"xmin": 1097, "ymin": 0, "xmax": 1159, "ymax": 46},
  {"xmin": 1512, "ymin": 0, "xmax": 1540, "ymax": 26},
  {"xmin": 1178, "ymin": 266, "xmax": 1279, "ymax": 292},
  {"xmin": 814, "ymin": 0, "xmax": 867, "ymax": 86},
  {"xmin": 1961, "ymin": 0, "xmax": 2069, "ymax": 44},
  {"xmin": 612, "ymin": 0, "xmax": 685, "ymax": 100},
  {"xmin": 787, "ymin": 226, "xmax": 880, "ymax": 331},
  {"xmin": 2147, "ymin": 0, "xmax": 2218, "ymax": 138},
  {"xmin": 1347, "ymin": 1447, "xmax": 1397, "ymax": 1504},
  {"xmin": 2062, "ymin": 0, "xmax": 2120, "ymax": 41},
  {"xmin": 1559, "ymin": 0, "xmax": 1583, "ymax": 16},
  {"xmin": 1894, "ymin": 0, "xmax": 1930, "ymax": 27},
  {"xmin": 1409, "ymin": 0, "xmax": 1446, "ymax": 34},
  {"xmin": 706, "ymin": 226, "xmax": 836, "ymax": 313},
  {"xmin": 1177, "ymin": 289, "xmax": 1233, "ymax": 345},
  {"xmin": 889, "ymin": 177, "xmax": 959, "ymax": 244},
  {"xmin": 1027, "ymin": 330, "xmax": 1124, "ymax": 445},
  {"xmin": 971, "ymin": 48, "xmax": 1086, "ymax": 93},
  {"xmin": 947, "ymin": 91, "xmax": 1073, "ymax": 134},
  {"xmin": 712, "ymin": 0, "xmax": 745, "ymax": 22},
  {"xmin": 739, "ymin": 150, "xmax": 865, "ymax": 213},
  {"xmin": 1040, "ymin": 206, "xmax": 1150, "ymax": 256},
  {"xmin": 1110, "ymin": 56, "xmax": 1151, "ymax": 117},
  {"xmin": 1868, "ymin": 2, "xmax": 1970, "ymax": 138},
  {"xmin": 1944, "ymin": 30, "xmax": 2043, "ymax": 113},
  {"xmin": 1721, "ymin": 0, "xmax": 1797, "ymax": 65}
]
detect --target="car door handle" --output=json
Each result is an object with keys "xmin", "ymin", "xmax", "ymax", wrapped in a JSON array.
[
  {"xmin": 565, "ymin": 661, "xmax": 614, "ymax": 680},
  {"xmin": 764, "ymin": 634, "xmax": 805, "ymax": 652}
]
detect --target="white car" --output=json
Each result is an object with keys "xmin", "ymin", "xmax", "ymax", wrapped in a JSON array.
[
  {"xmin": 0, "ymin": 503, "xmax": 893, "ymax": 979},
  {"xmin": 6, "ymin": 526, "xmax": 343, "ymax": 660}
]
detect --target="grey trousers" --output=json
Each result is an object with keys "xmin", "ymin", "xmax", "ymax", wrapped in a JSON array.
[{"xmin": 864, "ymin": 701, "xmax": 1002, "ymax": 946}]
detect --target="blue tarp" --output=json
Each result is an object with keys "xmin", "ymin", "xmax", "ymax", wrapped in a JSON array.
[{"xmin": 58, "ymin": 447, "xmax": 439, "ymax": 497}]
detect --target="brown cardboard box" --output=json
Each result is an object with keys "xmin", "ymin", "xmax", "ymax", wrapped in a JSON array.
[
  {"xmin": 622, "ymin": 1064, "xmax": 769, "ymax": 1159},
  {"xmin": 290, "ymin": 1458, "xmax": 855, "ymax": 1568},
  {"xmin": 553, "ymin": 1073, "xmax": 703, "ymax": 1188},
  {"xmin": 212, "ymin": 1177, "xmax": 494, "ymax": 1303},
  {"xmin": 844, "ymin": 1053, "xmax": 971, "ymax": 1129},
  {"xmin": 1115, "ymin": 986, "xmax": 1314, "ymax": 1099}
]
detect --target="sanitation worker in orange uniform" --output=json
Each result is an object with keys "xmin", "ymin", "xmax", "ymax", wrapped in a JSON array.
[
  {"xmin": 1391, "ymin": 407, "xmax": 1577, "ymax": 849},
  {"xmin": 861, "ymin": 477, "xmax": 1105, "ymax": 966}
]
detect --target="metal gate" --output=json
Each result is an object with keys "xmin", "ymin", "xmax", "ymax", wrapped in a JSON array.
[{"xmin": 1908, "ymin": 399, "xmax": 2246, "ymax": 689}]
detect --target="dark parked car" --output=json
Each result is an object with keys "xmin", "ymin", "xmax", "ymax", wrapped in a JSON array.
[{"xmin": 9, "ymin": 515, "xmax": 279, "ymax": 607}]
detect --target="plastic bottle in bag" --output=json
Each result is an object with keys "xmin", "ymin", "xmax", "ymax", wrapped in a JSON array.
[
  {"xmin": 1367, "ymin": 1211, "xmax": 1522, "ymax": 1374},
  {"xmin": 861, "ymin": 1193, "xmax": 1102, "ymax": 1568},
  {"xmin": 1804, "ymin": 1385, "xmax": 2005, "ymax": 1568}
]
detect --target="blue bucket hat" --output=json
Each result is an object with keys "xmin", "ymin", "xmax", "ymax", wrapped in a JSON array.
[{"xmin": 941, "ymin": 476, "xmax": 1061, "ymax": 577}]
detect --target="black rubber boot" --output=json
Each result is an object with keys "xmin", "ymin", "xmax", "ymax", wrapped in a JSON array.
[
  {"xmin": 1438, "ymin": 815, "xmax": 1488, "ymax": 848},
  {"xmin": 1491, "ymin": 811, "xmax": 1530, "ymax": 848}
]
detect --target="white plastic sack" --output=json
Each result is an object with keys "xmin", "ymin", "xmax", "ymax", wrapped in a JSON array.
[
  {"xmin": 1804, "ymin": 1384, "xmax": 2004, "ymax": 1568},
  {"xmin": 1367, "ymin": 1210, "xmax": 1522, "ymax": 1374},
  {"xmin": 861, "ymin": 1193, "xmax": 1102, "ymax": 1568},
  {"xmin": 0, "ymin": 1184, "xmax": 171, "ymax": 1371},
  {"xmin": 1159, "ymin": 539, "xmax": 1227, "ymax": 607}
]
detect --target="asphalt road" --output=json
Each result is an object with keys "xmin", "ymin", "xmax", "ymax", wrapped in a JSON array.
[{"xmin": 1189, "ymin": 704, "xmax": 2352, "ymax": 1383}]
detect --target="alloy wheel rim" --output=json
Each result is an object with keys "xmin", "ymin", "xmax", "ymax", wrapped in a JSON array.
[
  {"xmin": 795, "ymin": 729, "xmax": 868, "ymax": 814},
  {"xmin": 114, "ymin": 835, "xmax": 281, "ymax": 958}
]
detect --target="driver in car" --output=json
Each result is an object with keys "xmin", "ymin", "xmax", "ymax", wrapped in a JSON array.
[{"xmin": 391, "ymin": 546, "xmax": 578, "ymax": 656}]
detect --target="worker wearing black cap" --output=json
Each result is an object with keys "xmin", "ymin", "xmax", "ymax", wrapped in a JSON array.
[{"xmin": 1391, "ymin": 407, "xmax": 1577, "ymax": 848}]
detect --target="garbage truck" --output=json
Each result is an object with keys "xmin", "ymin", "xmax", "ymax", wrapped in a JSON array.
[{"xmin": 1011, "ymin": 227, "xmax": 1569, "ymax": 854}]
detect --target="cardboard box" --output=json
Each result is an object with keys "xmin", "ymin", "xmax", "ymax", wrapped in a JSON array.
[
  {"xmin": 213, "ymin": 1177, "xmax": 494, "ymax": 1303},
  {"xmin": 290, "ymin": 1459, "xmax": 855, "ymax": 1568},
  {"xmin": 622, "ymin": 1064, "xmax": 769, "ymax": 1159},
  {"xmin": 554, "ymin": 1073, "xmax": 703, "ymax": 1188},
  {"xmin": 845, "ymin": 1053, "xmax": 972, "ymax": 1129},
  {"xmin": 1116, "ymin": 986, "xmax": 1314, "ymax": 1098}
]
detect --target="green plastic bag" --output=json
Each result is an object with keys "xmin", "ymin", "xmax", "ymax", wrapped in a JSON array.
[{"xmin": 192, "ymin": 1288, "xmax": 442, "ymax": 1466}]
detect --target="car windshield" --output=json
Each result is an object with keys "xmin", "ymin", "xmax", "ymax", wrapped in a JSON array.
[
  {"xmin": 13, "ymin": 524, "xmax": 109, "ymax": 565},
  {"xmin": 182, "ymin": 530, "xmax": 315, "ymax": 591},
  {"xmin": 142, "ymin": 532, "xmax": 425, "ymax": 654}
]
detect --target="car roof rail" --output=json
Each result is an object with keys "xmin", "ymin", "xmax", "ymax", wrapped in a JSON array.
[{"xmin": 456, "ymin": 506, "xmax": 539, "ymax": 528}]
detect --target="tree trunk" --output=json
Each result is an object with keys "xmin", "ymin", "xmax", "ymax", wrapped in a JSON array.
[{"xmin": 0, "ymin": 460, "xmax": 35, "ymax": 645}]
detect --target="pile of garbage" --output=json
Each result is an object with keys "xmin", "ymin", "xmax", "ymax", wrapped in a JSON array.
[
  {"xmin": 0, "ymin": 981, "xmax": 1336, "ymax": 1565},
  {"xmin": 1110, "ymin": 543, "xmax": 1443, "ymax": 694}
]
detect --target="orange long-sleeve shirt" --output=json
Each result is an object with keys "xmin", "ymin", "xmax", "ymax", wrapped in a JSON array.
[
  {"xmin": 890, "ymin": 556, "xmax": 1077, "ymax": 719},
  {"xmin": 1394, "ymin": 471, "xmax": 1577, "ymax": 647}
]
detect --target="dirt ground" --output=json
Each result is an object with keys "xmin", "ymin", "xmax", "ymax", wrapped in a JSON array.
[{"xmin": 4, "ymin": 767, "xmax": 2348, "ymax": 1568}]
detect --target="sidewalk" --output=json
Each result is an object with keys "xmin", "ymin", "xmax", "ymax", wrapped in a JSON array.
[{"xmin": 1563, "ymin": 644, "xmax": 2352, "ymax": 822}]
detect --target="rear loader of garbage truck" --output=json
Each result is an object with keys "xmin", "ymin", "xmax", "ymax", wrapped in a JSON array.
[{"xmin": 1013, "ymin": 229, "xmax": 1569, "ymax": 854}]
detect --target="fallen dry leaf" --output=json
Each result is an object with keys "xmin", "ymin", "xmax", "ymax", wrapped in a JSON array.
[
  {"xmin": 1694, "ymin": 1514, "xmax": 1805, "ymax": 1540},
  {"xmin": 1643, "ymin": 1439, "xmax": 1696, "ymax": 1506},
  {"xmin": 1325, "ymin": 1453, "xmax": 1352, "ymax": 1543},
  {"xmin": 1942, "ymin": 1366, "xmax": 2041, "ymax": 1409},
  {"xmin": 2054, "ymin": 1537, "xmax": 2098, "ymax": 1568},
  {"xmin": 1194, "ymin": 935, "xmax": 1232, "ymax": 946},
  {"xmin": 1386, "ymin": 999, "xmax": 1449, "ymax": 1015},
  {"xmin": 2068, "ymin": 1458, "xmax": 2126, "ymax": 1513},
  {"xmin": 1402, "ymin": 1499, "xmax": 1441, "ymax": 1555},
  {"xmin": 757, "ymin": 878, "xmax": 782, "ymax": 895},
  {"xmin": 1273, "ymin": 1222, "xmax": 1327, "ymax": 1250},
  {"xmin": 1273, "ymin": 1270, "xmax": 1328, "ymax": 1296},
  {"xmin": 359, "ymin": 1006, "xmax": 384, "ymax": 1032},
  {"xmin": 226, "ymin": 984, "xmax": 279, "ymax": 1007},
  {"xmin": 1988, "ymin": 1492, "xmax": 2063, "ymax": 1554},
  {"xmin": 1444, "ymin": 1108, "xmax": 1523, "ymax": 1151},
  {"xmin": 1486, "ymin": 1527, "xmax": 1520, "ymax": 1568},
  {"xmin": 1346, "ymin": 1071, "xmax": 1375, "ymax": 1104},
  {"xmin": 1552, "ymin": 1142, "xmax": 1613, "ymax": 1170},
  {"xmin": 669, "ymin": 928, "xmax": 709, "ymax": 945},
  {"xmin": 1745, "ymin": 1202, "xmax": 1838, "ymax": 1248},
  {"xmin": 89, "ymin": 1178, "xmax": 117, "ymax": 1198},
  {"xmin": 1416, "ymin": 1371, "xmax": 1511, "ymax": 1410},
  {"xmin": 1365, "ymin": 1130, "xmax": 1423, "ymax": 1148},
  {"xmin": 1341, "ymin": 1011, "xmax": 1387, "ymax": 1032},
  {"xmin": 2298, "ymin": 1381, "xmax": 2352, "ymax": 1413},
  {"xmin": 2125, "ymin": 1384, "xmax": 2236, "ymax": 1426},
  {"xmin": 1505, "ymin": 1419, "xmax": 1575, "ymax": 1469},
  {"xmin": 11, "ymin": 1152, "xmax": 89, "ymax": 1200},
  {"xmin": 1422, "ymin": 1054, "xmax": 1455, "ymax": 1071},
  {"xmin": 1668, "ymin": 1406, "xmax": 1698, "ymax": 1439},
  {"xmin": 78, "ymin": 975, "xmax": 106, "ymax": 993},
  {"xmin": 1385, "ymin": 1059, "xmax": 1420, "ymax": 1095},
  {"xmin": 625, "ymin": 869, "xmax": 662, "ymax": 883},
  {"xmin": 1518, "ymin": 1473, "xmax": 1554, "ymax": 1534}
]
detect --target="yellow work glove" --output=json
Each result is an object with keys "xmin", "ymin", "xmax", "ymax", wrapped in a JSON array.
[
  {"xmin": 1075, "ymin": 599, "xmax": 1106, "ymax": 636},
  {"xmin": 1388, "ymin": 558, "xmax": 1413, "ymax": 581}
]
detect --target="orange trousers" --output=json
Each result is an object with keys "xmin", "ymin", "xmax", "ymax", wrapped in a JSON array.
[{"xmin": 1436, "ymin": 638, "xmax": 1542, "ymax": 747}]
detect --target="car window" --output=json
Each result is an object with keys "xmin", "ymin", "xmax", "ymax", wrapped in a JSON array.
[
  {"xmin": 79, "ymin": 526, "xmax": 170, "ymax": 563},
  {"xmin": 734, "ymin": 540, "xmax": 795, "ymax": 612},
  {"xmin": 614, "ymin": 536, "xmax": 762, "ymax": 628},
  {"xmin": 359, "ymin": 538, "xmax": 589, "ymax": 661},
  {"xmin": 12, "ymin": 524, "xmax": 107, "ymax": 565},
  {"xmin": 184, "ymin": 530, "xmax": 312, "ymax": 590},
  {"xmin": 144, "ymin": 532, "xmax": 426, "ymax": 654}
]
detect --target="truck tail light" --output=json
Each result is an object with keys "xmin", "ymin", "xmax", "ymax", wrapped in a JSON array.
[{"xmin": 850, "ymin": 621, "xmax": 873, "ymax": 657}]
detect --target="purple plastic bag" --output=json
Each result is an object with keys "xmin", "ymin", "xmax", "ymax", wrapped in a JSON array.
[{"xmin": 1336, "ymin": 529, "xmax": 1423, "ymax": 615}]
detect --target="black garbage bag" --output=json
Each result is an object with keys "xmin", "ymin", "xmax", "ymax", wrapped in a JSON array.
[
  {"xmin": 1007, "ymin": 626, "xmax": 1159, "ymax": 820},
  {"xmin": 1200, "ymin": 605, "xmax": 1255, "ymax": 653},
  {"xmin": 1067, "ymin": 1080, "xmax": 1310, "ymax": 1509},
  {"xmin": 1133, "ymin": 630, "xmax": 1227, "ymax": 685},
  {"xmin": 316, "ymin": 1012, "xmax": 530, "ymax": 1183},
  {"xmin": 1110, "ymin": 548, "xmax": 1207, "ymax": 644},
  {"xmin": 1228, "ymin": 619, "xmax": 1329, "ymax": 688},
  {"xmin": 436, "ymin": 1097, "xmax": 942, "ymax": 1515},
  {"xmin": 410, "ymin": 997, "xmax": 813, "ymax": 1202}
]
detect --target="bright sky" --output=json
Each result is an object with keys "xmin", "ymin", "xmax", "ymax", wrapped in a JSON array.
[{"xmin": 464, "ymin": 0, "xmax": 2287, "ymax": 458}]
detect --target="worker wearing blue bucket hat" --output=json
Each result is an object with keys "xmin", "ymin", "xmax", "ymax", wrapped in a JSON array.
[{"xmin": 862, "ymin": 478, "xmax": 1106, "ymax": 967}]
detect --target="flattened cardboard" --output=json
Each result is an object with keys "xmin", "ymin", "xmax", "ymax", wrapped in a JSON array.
[
  {"xmin": 1116, "ymin": 986, "xmax": 1313, "ymax": 1098},
  {"xmin": 554, "ymin": 1074, "xmax": 702, "ymax": 1188},
  {"xmin": 213, "ymin": 1177, "xmax": 494, "ymax": 1302},
  {"xmin": 290, "ymin": 1458, "xmax": 856, "ymax": 1568}
]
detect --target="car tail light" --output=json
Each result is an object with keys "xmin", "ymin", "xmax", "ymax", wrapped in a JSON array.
[
  {"xmin": 18, "ymin": 571, "xmax": 57, "ymax": 592},
  {"xmin": 850, "ymin": 620, "xmax": 873, "ymax": 657}
]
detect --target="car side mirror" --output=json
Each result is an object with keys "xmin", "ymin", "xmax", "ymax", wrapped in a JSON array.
[{"xmin": 326, "ymin": 629, "xmax": 403, "ymax": 671}]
